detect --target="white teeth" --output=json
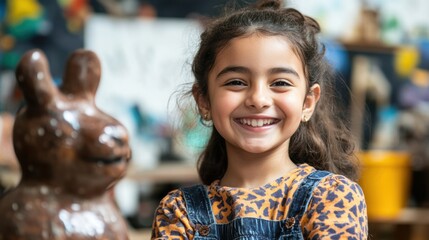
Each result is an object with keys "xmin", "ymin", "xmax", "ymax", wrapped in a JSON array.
[
  {"xmin": 240, "ymin": 118, "xmax": 275, "ymax": 127},
  {"xmin": 252, "ymin": 119, "xmax": 257, "ymax": 126}
]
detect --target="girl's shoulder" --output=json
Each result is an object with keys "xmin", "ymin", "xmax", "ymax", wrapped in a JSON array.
[
  {"xmin": 314, "ymin": 170, "xmax": 365, "ymax": 201},
  {"xmin": 298, "ymin": 163, "xmax": 363, "ymax": 193},
  {"xmin": 301, "ymin": 167, "xmax": 368, "ymax": 239},
  {"xmin": 156, "ymin": 188, "xmax": 187, "ymax": 213},
  {"xmin": 295, "ymin": 163, "xmax": 366, "ymax": 206},
  {"xmin": 306, "ymin": 167, "xmax": 366, "ymax": 219}
]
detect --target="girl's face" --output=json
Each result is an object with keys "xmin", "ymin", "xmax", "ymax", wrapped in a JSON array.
[{"xmin": 197, "ymin": 34, "xmax": 319, "ymax": 157}]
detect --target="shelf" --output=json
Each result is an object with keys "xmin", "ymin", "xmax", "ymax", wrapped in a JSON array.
[
  {"xmin": 129, "ymin": 228, "xmax": 151, "ymax": 239},
  {"xmin": 369, "ymin": 208, "xmax": 429, "ymax": 224},
  {"xmin": 340, "ymin": 41, "xmax": 398, "ymax": 54},
  {"xmin": 0, "ymin": 167, "xmax": 20, "ymax": 189},
  {"xmin": 126, "ymin": 162, "xmax": 199, "ymax": 183}
]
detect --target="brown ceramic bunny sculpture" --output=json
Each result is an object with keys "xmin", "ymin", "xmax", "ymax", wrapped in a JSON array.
[{"xmin": 0, "ymin": 49, "xmax": 132, "ymax": 239}]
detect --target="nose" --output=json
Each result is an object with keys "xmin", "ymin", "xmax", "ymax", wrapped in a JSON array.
[{"xmin": 245, "ymin": 82, "xmax": 272, "ymax": 110}]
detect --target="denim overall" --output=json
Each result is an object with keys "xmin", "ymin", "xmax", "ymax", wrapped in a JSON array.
[{"xmin": 181, "ymin": 170, "xmax": 331, "ymax": 240}]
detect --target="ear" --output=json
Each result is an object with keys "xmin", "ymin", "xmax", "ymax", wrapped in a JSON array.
[
  {"xmin": 15, "ymin": 49, "xmax": 57, "ymax": 109},
  {"xmin": 302, "ymin": 84, "xmax": 320, "ymax": 122},
  {"xmin": 192, "ymin": 84, "xmax": 210, "ymax": 116},
  {"xmin": 60, "ymin": 49, "xmax": 101, "ymax": 101}
]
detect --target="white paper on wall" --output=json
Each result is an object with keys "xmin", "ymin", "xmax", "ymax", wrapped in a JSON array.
[{"xmin": 84, "ymin": 15, "xmax": 201, "ymax": 120}]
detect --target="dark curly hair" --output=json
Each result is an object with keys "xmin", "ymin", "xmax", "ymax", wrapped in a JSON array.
[{"xmin": 190, "ymin": 0, "xmax": 359, "ymax": 184}]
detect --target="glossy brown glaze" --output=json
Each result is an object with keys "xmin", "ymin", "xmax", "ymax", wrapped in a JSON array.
[{"xmin": 0, "ymin": 49, "xmax": 131, "ymax": 239}]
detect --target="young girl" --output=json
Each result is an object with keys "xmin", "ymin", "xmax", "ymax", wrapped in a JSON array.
[{"xmin": 152, "ymin": 0, "xmax": 368, "ymax": 239}]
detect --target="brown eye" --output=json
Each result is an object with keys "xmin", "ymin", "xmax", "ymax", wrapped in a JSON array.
[
  {"xmin": 225, "ymin": 79, "xmax": 246, "ymax": 86},
  {"xmin": 271, "ymin": 80, "xmax": 291, "ymax": 87}
]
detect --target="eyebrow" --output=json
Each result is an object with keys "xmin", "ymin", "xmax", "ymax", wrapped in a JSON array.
[
  {"xmin": 215, "ymin": 66, "xmax": 250, "ymax": 79},
  {"xmin": 269, "ymin": 67, "xmax": 300, "ymax": 78},
  {"xmin": 215, "ymin": 66, "xmax": 300, "ymax": 79}
]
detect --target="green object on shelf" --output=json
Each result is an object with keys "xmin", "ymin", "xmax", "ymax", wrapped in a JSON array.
[
  {"xmin": 7, "ymin": 17, "xmax": 44, "ymax": 40},
  {"xmin": 1, "ymin": 52, "xmax": 21, "ymax": 69}
]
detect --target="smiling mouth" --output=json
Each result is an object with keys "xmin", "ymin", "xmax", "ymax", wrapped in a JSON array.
[{"xmin": 236, "ymin": 118, "xmax": 280, "ymax": 127}]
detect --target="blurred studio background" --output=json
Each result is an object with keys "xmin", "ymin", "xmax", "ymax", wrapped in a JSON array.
[{"xmin": 1, "ymin": 0, "xmax": 429, "ymax": 239}]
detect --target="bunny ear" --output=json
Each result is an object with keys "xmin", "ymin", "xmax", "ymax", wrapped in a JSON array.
[
  {"xmin": 60, "ymin": 49, "xmax": 101, "ymax": 100},
  {"xmin": 15, "ymin": 49, "xmax": 57, "ymax": 109}
]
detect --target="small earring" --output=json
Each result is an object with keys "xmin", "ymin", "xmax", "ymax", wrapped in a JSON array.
[
  {"xmin": 302, "ymin": 115, "xmax": 308, "ymax": 122},
  {"xmin": 200, "ymin": 112, "xmax": 212, "ymax": 127}
]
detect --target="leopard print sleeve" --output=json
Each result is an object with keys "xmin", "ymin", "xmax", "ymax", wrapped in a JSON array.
[
  {"xmin": 301, "ymin": 174, "xmax": 368, "ymax": 240},
  {"xmin": 151, "ymin": 189, "xmax": 194, "ymax": 240}
]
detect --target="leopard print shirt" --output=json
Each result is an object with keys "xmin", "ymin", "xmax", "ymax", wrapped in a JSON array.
[{"xmin": 152, "ymin": 164, "xmax": 368, "ymax": 239}]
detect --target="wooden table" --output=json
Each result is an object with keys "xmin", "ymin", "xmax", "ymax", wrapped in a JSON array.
[
  {"xmin": 129, "ymin": 228, "xmax": 151, "ymax": 239},
  {"xmin": 369, "ymin": 208, "xmax": 429, "ymax": 240},
  {"xmin": 126, "ymin": 162, "xmax": 199, "ymax": 184}
]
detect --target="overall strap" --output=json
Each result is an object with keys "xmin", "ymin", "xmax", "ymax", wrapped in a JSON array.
[
  {"xmin": 282, "ymin": 170, "xmax": 332, "ymax": 239},
  {"xmin": 181, "ymin": 184, "xmax": 216, "ymax": 227},
  {"xmin": 287, "ymin": 170, "xmax": 332, "ymax": 220}
]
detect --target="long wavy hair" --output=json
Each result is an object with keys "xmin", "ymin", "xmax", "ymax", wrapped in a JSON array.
[{"xmin": 190, "ymin": 0, "xmax": 359, "ymax": 184}]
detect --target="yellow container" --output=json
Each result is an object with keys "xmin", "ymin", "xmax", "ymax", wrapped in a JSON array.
[{"xmin": 358, "ymin": 150, "xmax": 411, "ymax": 219}]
